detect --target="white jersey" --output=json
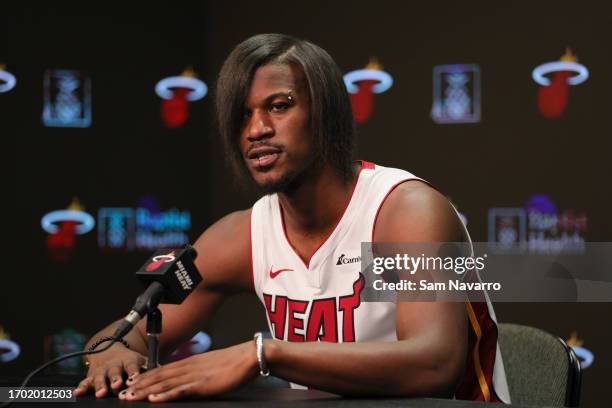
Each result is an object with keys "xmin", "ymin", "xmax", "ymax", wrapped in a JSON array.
[{"xmin": 250, "ymin": 161, "xmax": 510, "ymax": 403}]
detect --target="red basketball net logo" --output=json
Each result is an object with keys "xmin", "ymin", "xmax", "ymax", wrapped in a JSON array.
[{"xmin": 146, "ymin": 251, "xmax": 176, "ymax": 272}]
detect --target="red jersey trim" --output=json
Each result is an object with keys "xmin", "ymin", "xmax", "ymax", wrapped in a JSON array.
[
  {"xmin": 360, "ymin": 160, "xmax": 375, "ymax": 169},
  {"xmin": 371, "ymin": 177, "xmax": 435, "ymax": 241},
  {"xmin": 278, "ymin": 162, "xmax": 369, "ymax": 269}
]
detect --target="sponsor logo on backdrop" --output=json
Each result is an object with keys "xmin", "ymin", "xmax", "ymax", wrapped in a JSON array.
[
  {"xmin": 0, "ymin": 326, "xmax": 21, "ymax": 362},
  {"xmin": 344, "ymin": 58, "xmax": 393, "ymax": 124},
  {"xmin": 44, "ymin": 328, "xmax": 87, "ymax": 374},
  {"xmin": 166, "ymin": 331, "xmax": 211, "ymax": 363},
  {"xmin": 532, "ymin": 48, "xmax": 589, "ymax": 119},
  {"xmin": 488, "ymin": 194, "xmax": 587, "ymax": 253},
  {"xmin": 98, "ymin": 196, "xmax": 191, "ymax": 251},
  {"xmin": 42, "ymin": 69, "xmax": 92, "ymax": 128},
  {"xmin": 431, "ymin": 64, "xmax": 481, "ymax": 124},
  {"xmin": 566, "ymin": 331, "xmax": 594, "ymax": 369},
  {"xmin": 155, "ymin": 67, "xmax": 207, "ymax": 128},
  {"xmin": 0, "ymin": 65, "xmax": 17, "ymax": 93},
  {"xmin": 41, "ymin": 198, "xmax": 95, "ymax": 262}
]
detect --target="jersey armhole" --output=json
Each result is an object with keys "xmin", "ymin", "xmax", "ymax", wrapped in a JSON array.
[{"xmin": 371, "ymin": 178, "xmax": 430, "ymax": 241}]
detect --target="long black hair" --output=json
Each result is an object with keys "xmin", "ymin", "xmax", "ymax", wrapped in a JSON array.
[{"xmin": 215, "ymin": 33, "xmax": 355, "ymax": 184}]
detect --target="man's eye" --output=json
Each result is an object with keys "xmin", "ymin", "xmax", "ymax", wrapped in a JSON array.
[
  {"xmin": 270, "ymin": 103, "xmax": 289, "ymax": 112},
  {"xmin": 242, "ymin": 110, "xmax": 252, "ymax": 121}
]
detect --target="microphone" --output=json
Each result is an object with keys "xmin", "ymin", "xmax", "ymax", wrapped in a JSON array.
[{"xmin": 113, "ymin": 245, "xmax": 202, "ymax": 340}]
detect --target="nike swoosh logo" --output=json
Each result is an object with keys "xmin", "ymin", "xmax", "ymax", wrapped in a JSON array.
[{"xmin": 269, "ymin": 267, "xmax": 294, "ymax": 279}]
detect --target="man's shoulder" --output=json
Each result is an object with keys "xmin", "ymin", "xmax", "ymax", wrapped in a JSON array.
[
  {"xmin": 214, "ymin": 208, "xmax": 252, "ymax": 231},
  {"xmin": 374, "ymin": 180, "xmax": 464, "ymax": 242}
]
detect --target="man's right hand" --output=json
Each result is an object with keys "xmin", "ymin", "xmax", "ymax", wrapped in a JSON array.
[{"xmin": 74, "ymin": 346, "xmax": 147, "ymax": 398}]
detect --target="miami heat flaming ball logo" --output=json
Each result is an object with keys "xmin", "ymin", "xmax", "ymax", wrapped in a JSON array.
[
  {"xmin": 0, "ymin": 64, "xmax": 17, "ymax": 93},
  {"xmin": 155, "ymin": 67, "xmax": 207, "ymax": 128},
  {"xmin": 532, "ymin": 49, "xmax": 589, "ymax": 119},
  {"xmin": 146, "ymin": 251, "xmax": 176, "ymax": 272},
  {"xmin": 41, "ymin": 198, "xmax": 95, "ymax": 262},
  {"xmin": 344, "ymin": 58, "xmax": 393, "ymax": 124}
]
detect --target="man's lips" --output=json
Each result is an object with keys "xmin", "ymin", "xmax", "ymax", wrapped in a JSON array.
[{"xmin": 247, "ymin": 145, "xmax": 282, "ymax": 169}]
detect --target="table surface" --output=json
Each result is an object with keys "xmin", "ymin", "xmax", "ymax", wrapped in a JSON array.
[{"xmin": 0, "ymin": 375, "xmax": 546, "ymax": 408}]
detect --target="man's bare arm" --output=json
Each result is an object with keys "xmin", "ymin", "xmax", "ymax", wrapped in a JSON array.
[{"xmin": 75, "ymin": 209, "xmax": 252, "ymax": 397}]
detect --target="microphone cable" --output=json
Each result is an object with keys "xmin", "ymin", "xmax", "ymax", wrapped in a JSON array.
[{"xmin": 0, "ymin": 338, "xmax": 118, "ymax": 408}]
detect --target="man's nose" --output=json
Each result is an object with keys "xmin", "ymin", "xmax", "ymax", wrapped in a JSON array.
[{"xmin": 247, "ymin": 112, "xmax": 273, "ymax": 141}]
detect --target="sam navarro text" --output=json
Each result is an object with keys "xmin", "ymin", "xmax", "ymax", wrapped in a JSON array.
[{"xmin": 373, "ymin": 279, "xmax": 501, "ymax": 291}]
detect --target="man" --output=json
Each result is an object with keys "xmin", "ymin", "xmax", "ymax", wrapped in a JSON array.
[{"xmin": 74, "ymin": 33, "xmax": 510, "ymax": 403}]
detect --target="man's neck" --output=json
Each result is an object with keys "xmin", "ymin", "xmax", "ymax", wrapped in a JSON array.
[{"xmin": 278, "ymin": 163, "xmax": 360, "ymax": 237}]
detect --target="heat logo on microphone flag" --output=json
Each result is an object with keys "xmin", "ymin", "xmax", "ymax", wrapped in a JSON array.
[
  {"xmin": 146, "ymin": 251, "xmax": 176, "ymax": 271},
  {"xmin": 431, "ymin": 64, "xmax": 481, "ymax": 124},
  {"xmin": 42, "ymin": 69, "xmax": 92, "ymax": 128},
  {"xmin": 532, "ymin": 48, "xmax": 589, "ymax": 119},
  {"xmin": 155, "ymin": 67, "xmax": 207, "ymax": 128},
  {"xmin": 344, "ymin": 57, "xmax": 393, "ymax": 124},
  {"xmin": 0, "ymin": 64, "xmax": 17, "ymax": 93},
  {"xmin": 41, "ymin": 197, "xmax": 95, "ymax": 262}
]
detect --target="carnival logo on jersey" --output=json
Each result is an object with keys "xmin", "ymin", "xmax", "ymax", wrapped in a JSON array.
[
  {"xmin": 0, "ymin": 326, "xmax": 21, "ymax": 363},
  {"xmin": 43, "ymin": 328, "xmax": 87, "ymax": 374},
  {"xmin": 336, "ymin": 254, "xmax": 361, "ymax": 265},
  {"xmin": 0, "ymin": 64, "xmax": 17, "ymax": 93},
  {"xmin": 566, "ymin": 331, "xmax": 594, "ymax": 369},
  {"xmin": 146, "ymin": 251, "xmax": 176, "ymax": 271},
  {"xmin": 532, "ymin": 48, "xmax": 589, "ymax": 119},
  {"xmin": 155, "ymin": 67, "xmax": 207, "ymax": 128},
  {"xmin": 488, "ymin": 194, "xmax": 587, "ymax": 253},
  {"xmin": 431, "ymin": 64, "xmax": 481, "ymax": 124},
  {"xmin": 263, "ymin": 274, "xmax": 364, "ymax": 342},
  {"xmin": 41, "ymin": 198, "xmax": 95, "ymax": 262},
  {"xmin": 344, "ymin": 58, "xmax": 393, "ymax": 124},
  {"xmin": 42, "ymin": 69, "xmax": 92, "ymax": 128},
  {"xmin": 98, "ymin": 196, "xmax": 191, "ymax": 251}
]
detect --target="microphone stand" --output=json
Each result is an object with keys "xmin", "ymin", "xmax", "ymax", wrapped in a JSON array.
[{"xmin": 146, "ymin": 308, "xmax": 162, "ymax": 370}]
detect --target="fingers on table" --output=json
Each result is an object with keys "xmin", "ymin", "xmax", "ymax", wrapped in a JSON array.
[{"xmin": 121, "ymin": 375, "xmax": 193, "ymax": 401}]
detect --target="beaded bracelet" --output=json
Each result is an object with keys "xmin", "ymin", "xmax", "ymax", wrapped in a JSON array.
[{"xmin": 84, "ymin": 336, "xmax": 130, "ymax": 367}]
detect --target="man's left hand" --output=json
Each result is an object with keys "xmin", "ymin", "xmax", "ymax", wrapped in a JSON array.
[{"xmin": 118, "ymin": 340, "xmax": 259, "ymax": 402}]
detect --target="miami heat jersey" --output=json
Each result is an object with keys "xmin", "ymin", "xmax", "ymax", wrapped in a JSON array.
[{"xmin": 250, "ymin": 161, "xmax": 510, "ymax": 403}]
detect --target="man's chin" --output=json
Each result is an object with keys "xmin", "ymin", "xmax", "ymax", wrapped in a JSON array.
[{"xmin": 254, "ymin": 170, "xmax": 303, "ymax": 195}]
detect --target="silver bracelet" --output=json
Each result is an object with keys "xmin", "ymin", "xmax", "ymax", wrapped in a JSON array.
[{"xmin": 253, "ymin": 332, "xmax": 270, "ymax": 377}]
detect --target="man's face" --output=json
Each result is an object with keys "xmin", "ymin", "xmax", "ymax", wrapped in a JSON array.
[{"xmin": 239, "ymin": 63, "xmax": 315, "ymax": 194}]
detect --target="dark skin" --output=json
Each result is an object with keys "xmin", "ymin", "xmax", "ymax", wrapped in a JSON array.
[{"xmin": 74, "ymin": 63, "xmax": 467, "ymax": 402}]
